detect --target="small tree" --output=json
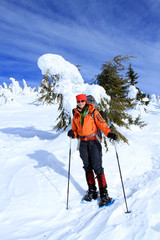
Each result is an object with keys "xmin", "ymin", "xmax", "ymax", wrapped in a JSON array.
[
  {"xmin": 37, "ymin": 71, "xmax": 71, "ymax": 130},
  {"xmin": 94, "ymin": 55, "xmax": 145, "ymax": 145},
  {"xmin": 126, "ymin": 64, "xmax": 139, "ymax": 85},
  {"xmin": 126, "ymin": 64, "xmax": 150, "ymax": 106},
  {"xmin": 53, "ymin": 94, "xmax": 71, "ymax": 131},
  {"xmin": 37, "ymin": 71, "xmax": 59, "ymax": 104}
]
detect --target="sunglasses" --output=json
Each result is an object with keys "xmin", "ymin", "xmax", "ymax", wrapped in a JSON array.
[{"xmin": 77, "ymin": 100, "xmax": 85, "ymax": 103}]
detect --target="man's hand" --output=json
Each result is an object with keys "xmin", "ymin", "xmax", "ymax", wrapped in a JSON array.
[
  {"xmin": 107, "ymin": 132, "xmax": 118, "ymax": 141},
  {"xmin": 67, "ymin": 129, "xmax": 75, "ymax": 138}
]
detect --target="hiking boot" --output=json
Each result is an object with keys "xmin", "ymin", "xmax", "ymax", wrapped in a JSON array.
[
  {"xmin": 99, "ymin": 192, "xmax": 113, "ymax": 207},
  {"xmin": 83, "ymin": 189, "xmax": 98, "ymax": 202}
]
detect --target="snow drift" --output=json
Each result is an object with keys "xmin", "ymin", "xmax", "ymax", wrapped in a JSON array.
[{"xmin": 0, "ymin": 83, "xmax": 160, "ymax": 240}]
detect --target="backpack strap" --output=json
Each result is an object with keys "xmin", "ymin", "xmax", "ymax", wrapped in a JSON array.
[
  {"xmin": 72, "ymin": 108, "xmax": 75, "ymax": 116},
  {"xmin": 90, "ymin": 109, "xmax": 102, "ymax": 143},
  {"xmin": 91, "ymin": 109, "xmax": 95, "ymax": 119}
]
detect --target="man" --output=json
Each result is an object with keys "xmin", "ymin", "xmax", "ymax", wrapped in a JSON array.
[{"xmin": 68, "ymin": 94, "xmax": 117, "ymax": 207}]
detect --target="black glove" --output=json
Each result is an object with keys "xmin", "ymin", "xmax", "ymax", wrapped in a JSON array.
[
  {"xmin": 107, "ymin": 132, "xmax": 118, "ymax": 141},
  {"xmin": 67, "ymin": 129, "xmax": 75, "ymax": 138}
]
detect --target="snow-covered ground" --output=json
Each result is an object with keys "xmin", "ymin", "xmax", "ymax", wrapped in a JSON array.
[{"xmin": 0, "ymin": 92, "xmax": 160, "ymax": 240}]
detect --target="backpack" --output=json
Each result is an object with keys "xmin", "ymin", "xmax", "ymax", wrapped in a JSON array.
[
  {"xmin": 87, "ymin": 95, "xmax": 105, "ymax": 118},
  {"xmin": 87, "ymin": 95, "xmax": 98, "ymax": 108}
]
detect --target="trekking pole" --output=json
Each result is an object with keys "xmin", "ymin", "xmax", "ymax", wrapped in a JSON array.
[
  {"xmin": 66, "ymin": 138, "xmax": 72, "ymax": 210},
  {"xmin": 113, "ymin": 141, "xmax": 131, "ymax": 214}
]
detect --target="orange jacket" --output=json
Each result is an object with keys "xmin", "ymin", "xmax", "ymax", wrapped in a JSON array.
[{"xmin": 72, "ymin": 103, "xmax": 111, "ymax": 141}]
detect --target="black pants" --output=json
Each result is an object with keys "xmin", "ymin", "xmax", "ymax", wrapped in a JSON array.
[{"xmin": 79, "ymin": 140, "xmax": 104, "ymax": 176}]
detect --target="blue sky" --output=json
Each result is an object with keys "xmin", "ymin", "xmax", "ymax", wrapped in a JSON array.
[{"xmin": 0, "ymin": 0, "xmax": 160, "ymax": 95}]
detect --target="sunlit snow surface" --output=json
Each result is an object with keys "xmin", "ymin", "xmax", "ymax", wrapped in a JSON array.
[{"xmin": 0, "ymin": 88, "xmax": 160, "ymax": 240}]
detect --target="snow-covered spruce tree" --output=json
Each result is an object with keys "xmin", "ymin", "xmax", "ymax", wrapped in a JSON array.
[
  {"xmin": 54, "ymin": 94, "xmax": 71, "ymax": 131},
  {"xmin": 37, "ymin": 71, "xmax": 71, "ymax": 130},
  {"xmin": 94, "ymin": 55, "xmax": 145, "ymax": 144},
  {"xmin": 37, "ymin": 71, "xmax": 59, "ymax": 104},
  {"xmin": 126, "ymin": 64, "xmax": 150, "ymax": 106},
  {"xmin": 0, "ymin": 78, "xmax": 24, "ymax": 105}
]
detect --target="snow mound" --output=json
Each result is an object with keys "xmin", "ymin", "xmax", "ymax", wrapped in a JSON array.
[
  {"xmin": 37, "ymin": 53, "xmax": 110, "ymax": 114},
  {"xmin": 128, "ymin": 85, "xmax": 139, "ymax": 99}
]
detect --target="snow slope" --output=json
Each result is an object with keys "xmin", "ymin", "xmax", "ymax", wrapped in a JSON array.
[{"xmin": 0, "ymin": 93, "xmax": 160, "ymax": 240}]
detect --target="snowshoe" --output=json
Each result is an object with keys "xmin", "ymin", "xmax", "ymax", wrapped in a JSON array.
[
  {"xmin": 99, "ymin": 195, "xmax": 114, "ymax": 208},
  {"xmin": 82, "ymin": 189, "xmax": 98, "ymax": 202}
]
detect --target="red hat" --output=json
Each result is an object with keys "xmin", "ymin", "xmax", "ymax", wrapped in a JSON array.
[{"xmin": 76, "ymin": 94, "xmax": 87, "ymax": 102}]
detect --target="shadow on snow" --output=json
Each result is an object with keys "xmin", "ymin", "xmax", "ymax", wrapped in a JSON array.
[
  {"xmin": 28, "ymin": 150, "xmax": 84, "ymax": 196},
  {"xmin": 0, "ymin": 126, "xmax": 60, "ymax": 140}
]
